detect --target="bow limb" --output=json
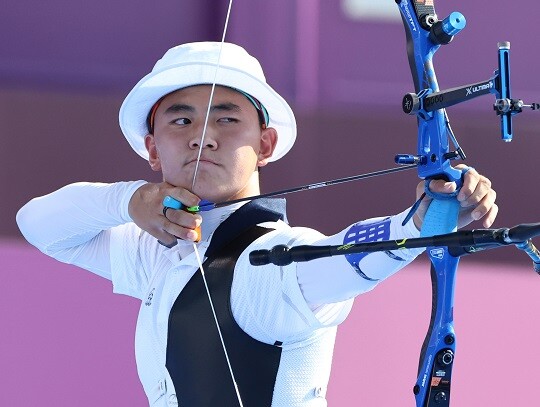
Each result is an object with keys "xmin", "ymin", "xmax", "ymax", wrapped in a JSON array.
[{"xmin": 189, "ymin": 2, "xmax": 245, "ymax": 406}]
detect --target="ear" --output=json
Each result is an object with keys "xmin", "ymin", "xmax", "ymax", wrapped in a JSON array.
[
  {"xmin": 257, "ymin": 127, "xmax": 278, "ymax": 168},
  {"xmin": 145, "ymin": 134, "xmax": 162, "ymax": 172}
]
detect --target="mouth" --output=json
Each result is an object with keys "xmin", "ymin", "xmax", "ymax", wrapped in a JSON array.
[{"xmin": 187, "ymin": 158, "xmax": 218, "ymax": 166}]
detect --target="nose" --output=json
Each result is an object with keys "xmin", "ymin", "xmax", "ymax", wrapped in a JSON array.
[{"xmin": 189, "ymin": 132, "xmax": 217, "ymax": 150}]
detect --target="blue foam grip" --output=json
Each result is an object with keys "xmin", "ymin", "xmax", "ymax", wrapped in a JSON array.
[{"xmin": 420, "ymin": 198, "xmax": 460, "ymax": 237}]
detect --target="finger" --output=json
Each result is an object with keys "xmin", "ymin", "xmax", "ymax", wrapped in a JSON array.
[
  {"xmin": 460, "ymin": 178, "xmax": 493, "ymax": 208},
  {"xmin": 481, "ymin": 203, "xmax": 498, "ymax": 228},
  {"xmin": 428, "ymin": 179, "xmax": 457, "ymax": 194},
  {"xmin": 457, "ymin": 170, "xmax": 491, "ymax": 204},
  {"xmin": 162, "ymin": 211, "xmax": 201, "ymax": 242},
  {"xmin": 163, "ymin": 208, "xmax": 201, "ymax": 229},
  {"xmin": 461, "ymin": 202, "xmax": 499, "ymax": 228},
  {"xmin": 164, "ymin": 187, "xmax": 201, "ymax": 209},
  {"xmin": 163, "ymin": 225, "xmax": 198, "ymax": 242},
  {"xmin": 152, "ymin": 225, "xmax": 178, "ymax": 248},
  {"xmin": 470, "ymin": 189, "xmax": 497, "ymax": 220},
  {"xmin": 457, "ymin": 173, "xmax": 479, "ymax": 202},
  {"xmin": 458, "ymin": 189, "xmax": 497, "ymax": 227}
]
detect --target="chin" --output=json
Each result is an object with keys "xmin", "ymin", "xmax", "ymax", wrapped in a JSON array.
[{"xmin": 190, "ymin": 184, "xmax": 227, "ymax": 202}]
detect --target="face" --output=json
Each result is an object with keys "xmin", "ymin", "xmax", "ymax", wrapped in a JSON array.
[{"xmin": 145, "ymin": 85, "xmax": 277, "ymax": 203}]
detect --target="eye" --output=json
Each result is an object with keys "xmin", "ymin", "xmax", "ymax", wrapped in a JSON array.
[
  {"xmin": 217, "ymin": 117, "xmax": 239, "ymax": 123},
  {"xmin": 173, "ymin": 118, "xmax": 191, "ymax": 125}
]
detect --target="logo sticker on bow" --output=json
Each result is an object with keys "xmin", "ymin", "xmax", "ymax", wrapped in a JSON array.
[{"xmin": 429, "ymin": 248, "xmax": 445, "ymax": 260}]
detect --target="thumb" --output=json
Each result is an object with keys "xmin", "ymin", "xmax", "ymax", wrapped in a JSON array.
[{"xmin": 428, "ymin": 179, "xmax": 457, "ymax": 194}]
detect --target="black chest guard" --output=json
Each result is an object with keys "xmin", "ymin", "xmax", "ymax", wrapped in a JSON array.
[{"xmin": 166, "ymin": 199, "xmax": 287, "ymax": 407}]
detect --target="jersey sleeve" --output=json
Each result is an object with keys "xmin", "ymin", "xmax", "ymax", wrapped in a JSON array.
[
  {"xmin": 296, "ymin": 209, "xmax": 424, "ymax": 306},
  {"xmin": 16, "ymin": 181, "xmax": 151, "ymax": 298},
  {"xmin": 231, "ymin": 210, "xmax": 423, "ymax": 345},
  {"xmin": 230, "ymin": 223, "xmax": 353, "ymax": 345}
]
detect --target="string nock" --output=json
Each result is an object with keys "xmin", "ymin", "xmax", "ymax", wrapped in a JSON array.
[{"xmin": 187, "ymin": 200, "xmax": 215, "ymax": 212}]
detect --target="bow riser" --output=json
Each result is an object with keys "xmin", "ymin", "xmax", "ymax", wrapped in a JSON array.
[{"xmin": 397, "ymin": 0, "xmax": 464, "ymax": 184}]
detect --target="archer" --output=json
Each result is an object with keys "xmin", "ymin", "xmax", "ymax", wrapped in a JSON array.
[{"xmin": 16, "ymin": 42, "xmax": 496, "ymax": 406}]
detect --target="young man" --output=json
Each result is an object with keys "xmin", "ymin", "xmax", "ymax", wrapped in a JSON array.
[{"xmin": 17, "ymin": 42, "xmax": 497, "ymax": 406}]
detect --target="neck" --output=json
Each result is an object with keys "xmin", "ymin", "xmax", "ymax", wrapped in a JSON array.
[{"xmin": 222, "ymin": 170, "xmax": 261, "ymax": 203}]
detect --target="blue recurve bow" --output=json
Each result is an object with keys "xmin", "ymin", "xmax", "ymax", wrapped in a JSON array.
[
  {"xmin": 394, "ymin": 0, "xmax": 538, "ymax": 404},
  {"xmin": 248, "ymin": 1, "xmax": 540, "ymax": 406}
]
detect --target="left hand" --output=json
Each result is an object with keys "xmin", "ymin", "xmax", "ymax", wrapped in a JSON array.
[{"xmin": 413, "ymin": 165, "xmax": 498, "ymax": 230}]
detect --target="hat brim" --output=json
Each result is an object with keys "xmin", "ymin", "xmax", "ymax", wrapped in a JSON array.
[{"xmin": 119, "ymin": 62, "xmax": 296, "ymax": 162}]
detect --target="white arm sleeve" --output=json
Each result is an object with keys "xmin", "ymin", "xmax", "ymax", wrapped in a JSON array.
[
  {"xmin": 16, "ymin": 181, "xmax": 147, "ymax": 280},
  {"xmin": 296, "ymin": 209, "xmax": 424, "ymax": 307}
]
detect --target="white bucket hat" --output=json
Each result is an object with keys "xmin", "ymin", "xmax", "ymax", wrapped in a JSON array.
[{"xmin": 119, "ymin": 42, "xmax": 296, "ymax": 162}]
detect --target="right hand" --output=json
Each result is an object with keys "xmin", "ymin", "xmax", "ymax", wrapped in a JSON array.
[{"xmin": 128, "ymin": 182, "xmax": 202, "ymax": 246}]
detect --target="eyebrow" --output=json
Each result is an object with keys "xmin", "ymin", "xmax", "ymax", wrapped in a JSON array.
[
  {"xmin": 211, "ymin": 102, "xmax": 242, "ymax": 113},
  {"xmin": 164, "ymin": 104, "xmax": 195, "ymax": 114},
  {"xmin": 163, "ymin": 102, "xmax": 242, "ymax": 115}
]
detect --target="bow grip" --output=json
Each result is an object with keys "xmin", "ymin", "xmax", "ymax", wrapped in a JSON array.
[
  {"xmin": 420, "ymin": 166, "xmax": 473, "ymax": 236},
  {"xmin": 420, "ymin": 197, "xmax": 460, "ymax": 237}
]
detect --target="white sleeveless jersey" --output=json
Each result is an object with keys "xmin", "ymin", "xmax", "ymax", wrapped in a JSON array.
[{"xmin": 17, "ymin": 181, "xmax": 423, "ymax": 406}]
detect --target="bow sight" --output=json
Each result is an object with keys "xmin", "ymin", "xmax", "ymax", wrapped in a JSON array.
[
  {"xmin": 397, "ymin": 4, "xmax": 538, "ymax": 151},
  {"xmin": 400, "ymin": 40, "xmax": 539, "ymax": 144}
]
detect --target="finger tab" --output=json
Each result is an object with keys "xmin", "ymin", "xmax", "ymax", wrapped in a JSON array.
[{"xmin": 194, "ymin": 225, "xmax": 201, "ymax": 243}]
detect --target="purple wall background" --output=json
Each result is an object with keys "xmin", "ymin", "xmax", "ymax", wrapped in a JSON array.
[
  {"xmin": 2, "ymin": 0, "xmax": 540, "ymax": 405},
  {"xmin": 2, "ymin": 0, "xmax": 539, "ymax": 244}
]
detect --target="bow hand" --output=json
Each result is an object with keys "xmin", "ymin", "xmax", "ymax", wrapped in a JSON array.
[{"xmin": 413, "ymin": 165, "xmax": 498, "ymax": 231}]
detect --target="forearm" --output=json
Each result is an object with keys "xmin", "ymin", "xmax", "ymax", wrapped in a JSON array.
[
  {"xmin": 17, "ymin": 180, "xmax": 146, "ymax": 257},
  {"xmin": 297, "ymin": 209, "xmax": 424, "ymax": 307}
]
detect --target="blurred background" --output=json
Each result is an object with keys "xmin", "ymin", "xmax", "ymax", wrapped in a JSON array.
[{"xmin": 2, "ymin": 1, "xmax": 539, "ymax": 406}]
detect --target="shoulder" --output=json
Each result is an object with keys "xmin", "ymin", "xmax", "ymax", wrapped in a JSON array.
[
  {"xmin": 230, "ymin": 222, "xmax": 328, "ymax": 343},
  {"xmin": 252, "ymin": 220, "xmax": 325, "ymax": 246}
]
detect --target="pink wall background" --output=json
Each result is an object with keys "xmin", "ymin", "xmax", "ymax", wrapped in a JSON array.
[{"xmin": 3, "ymin": 240, "xmax": 540, "ymax": 406}]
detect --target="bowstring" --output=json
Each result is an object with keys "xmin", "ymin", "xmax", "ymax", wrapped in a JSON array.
[
  {"xmin": 191, "ymin": 1, "xmax": 233, "ymax": 191},
  {"xmin": 189, "ymin": 1, "xmax": 244, "ymax": 406}
]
